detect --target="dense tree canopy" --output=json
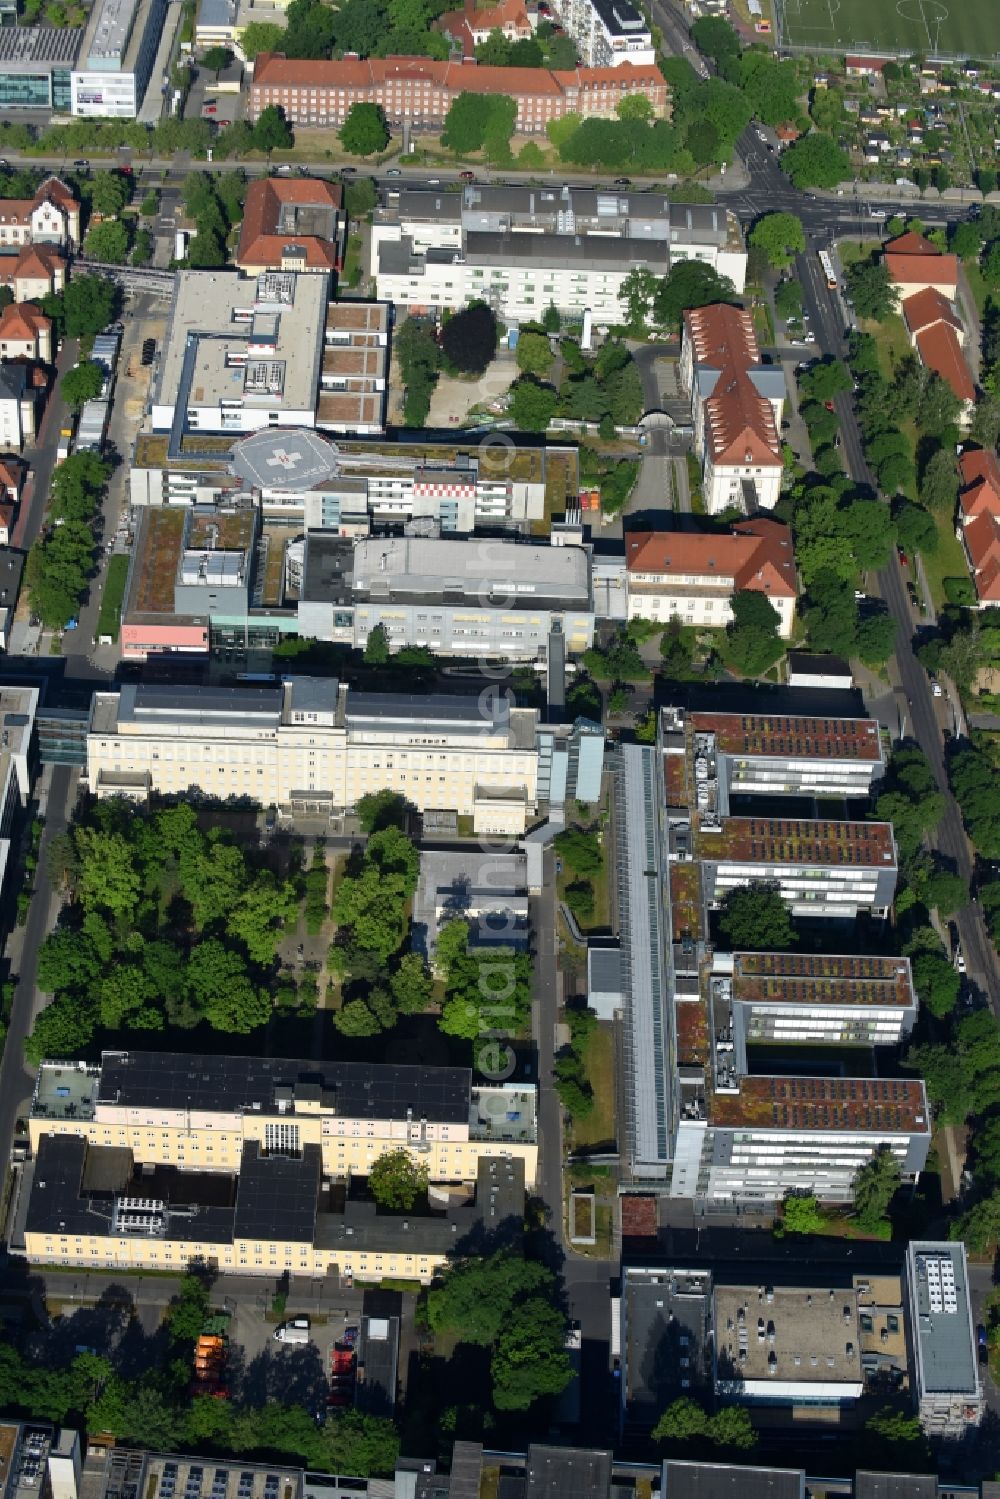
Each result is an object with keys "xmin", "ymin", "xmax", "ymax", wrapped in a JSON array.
[{"xmin": 718, "ymin": 882, "xmax": 794, "ymax": 951}]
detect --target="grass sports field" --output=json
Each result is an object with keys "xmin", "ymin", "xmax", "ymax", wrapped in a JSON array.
[{"xmin": 775, "ymin": 0, "xmax": 997, "ymax": 61}]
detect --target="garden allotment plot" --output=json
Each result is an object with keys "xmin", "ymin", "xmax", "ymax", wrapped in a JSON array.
[{"xmin": 776, "ymin": 0, "xmax": 998, "ymax": 62}]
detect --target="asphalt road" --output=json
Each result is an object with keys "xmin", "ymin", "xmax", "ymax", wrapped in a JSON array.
[
  {"xmin": 793, "ymin": 245, "xmax": 1000, "ymax": 1005},
  {"xmin": 0, "ymin": 764, "xmax": 77, "ymax": 1175},
  {"xmin": 12, "ymin": 337, "xmax": 78, "ymax": 556}
]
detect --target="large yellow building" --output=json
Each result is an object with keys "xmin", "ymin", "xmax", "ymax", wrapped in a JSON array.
[
  {"xmin": 28, "ymin": 1053, "xmax": 538, "ymax": 1186},
  {"xmin": 86, "ymin": 678, "xmax": 540, "ymax": 837},
  {"xmin": 23, "ymin": 1135, "xmax": 525, "ymax": 1281}
]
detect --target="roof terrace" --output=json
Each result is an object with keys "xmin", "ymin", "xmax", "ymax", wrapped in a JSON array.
[
  {"xmin": 31, "ymin": 1060, "xmax": 100, "ymax": 1122},
  {"xmin": 690, "ymin": 711, "xmax": 882, "ymax": 762},
  {"xmin": 708, "ymin": 1075, "xmax": 928, "ymax": 1133},
  {"xmin": 732, "ymin": 952, "xmax": 915, "ymax": 1008},
  {"xmin": 695, "ymin": 816, "xmax": 896, "ymax": 867}
]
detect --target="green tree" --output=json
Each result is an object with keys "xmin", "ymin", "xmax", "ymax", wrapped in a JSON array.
[
  {"xmin": 853, "ymin": 1146, "xmax": 901, "ymax": 1232},
  {"xmin": 340, "ymin": 103, "xmax": 389, "ymax": 156},
  {"xmin": 781, "ymin": 1192, "xmax": 825, "ymax": 1234},
  {"xmin": 748, "ymin": 211, "xmax": 805, "ymax": 269},
  {"xmin": 920, "ymin": 447, "xmax": 958, "ymax": 513},
  {"xmin": 554, "ymin": 827, "xmax": 603, "ymax": 877},
  {"xmin": 60, "ymin": 360, "xmax": 104, "ymax": 409},
  {"xmin": 725, "ymin": 589, "xmax": 783, "ymax": 677},
  {"xmin": 652, "ymin": 260, "xmax": 735, "ymax": 328},
  {"xmin": 356, "ymin": 789, "xmax": 409, "ymax": 833},
  {"xmin": 510, "ymin": 377, "xmax": 557, "ymax": 432},
  {"xmin": 187, "ymin": 939, "xmax": 270, "ymax": 1033},
  {"xmin": 201, "ymin": 44, "xmax": 231, "ymax": 77},
  {"xmin": 894, "ymin": 499, "xmax": 937, "ymax": 556},
  {"xmin": 781, "ymin": 132, "xmax": 851, "ymax": 189},
  {"xmin": 90, "ymin": 170, "xmax": 129, "ymax": 218},
  {"xmin": 707, "ymin": 1407, "xmax": 756, "ymax": 1450},
  {"xmin": 344, "ymin": 177, "xmax": 377, "ymax": 217},
  {"xmin": 442, "ymin": 303, "xmax": 497, "ymax": 375},
  {"xmin": 492, "ymin": 1299, "xmax": 574, "ymax": 1410},
  {"xmin": 37, "ymin": 925, "xmax": 103, "ymax": 993},
  {"xmin": 426, "ymin": 1249, "xmax": 553, "ymax": 1343},
  {"xmin": 25, "ymin": 994, "xmax": 95, "ymax": 1064},
  {"xmin": 652, "ymin": 1396, "xmax": 709, "ymax": 1443},
  {"xmin": 718, "ymin": 881, "xmax": 794, "ymax": 951},
  {"xmin": 364, "ymin": 622, "xmax": 390, "ymax": 664},
  {"xmin": 910, "ymin": 949, "xmax": 961, "ymax": 1016},
  {"xmin": 515, "ymin": 330, "xmax": 553, "ymax": 377},
  {"xmin": 690, "ymin": 14, "xmax": 740, "ymax": 64},
  {"xmin": 84, "ymin": 219, "xmax": 129, "ymax": 263},
  {"xmin": 846, "ymin": 255, "xmax": 894, "ymax": 321},
  {"xmin": 226, "ymin": 872, "xmax": 298, "ymax": 965},
  {"xmin": 367, "ymin": 1147, "xmax": 429, "ymax": 1209},
  {"xmin": 74, "ymin": 827, "xmax": 140, "ymax": 919},
  {"xmin": 166, "ymin": 1273, "xmax": 210, "ymax": 1342},
  {"xmin": 389, "ymin": 952, "xmax": 432, "ymax": 1014},
  {"xmin": 253, "ymin": 105, "xmax": 293, "ymax": 155}
]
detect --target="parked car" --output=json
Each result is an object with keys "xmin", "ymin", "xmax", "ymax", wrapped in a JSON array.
[
  {"xmin": 460, "ymin": 170, "xmax": 475, "ymax": 181},
  {"xmin": 342, "ymin": 1325, "xmax": 359, "ymax": 1347},
  {"xmin": 978, "ymin": 1324, "xmax": 988, "ymax": 1363}
]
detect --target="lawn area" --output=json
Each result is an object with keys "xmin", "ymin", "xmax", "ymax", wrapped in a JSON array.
[
  {"xmin": 922, "ymin": 509, "xmax": 972, "ymax": 613},
  {"xmin": 340, "ymin": 230, "xmax": 363, "ymax": 290},
  {"xmin": 96, "ymin": 554, "xmax": 129, "ymax": 641},
  {"xmin": 964, "ymin": 262, "xmax": 988, "ymax": 319},
  {"xmin": 777, "ymin": 0, "xmax": 996, "ymax": 58},
  {"xmin": 865, "ymin": 313, "xmax": 911, "ymax": 375},
  {"xmin": 568, "ymin": 1021, "xmax": 616, "ymax": 1151},
  {"xmin": 557, "ymin": 846, "xmax": 610, "ymax": 932}
]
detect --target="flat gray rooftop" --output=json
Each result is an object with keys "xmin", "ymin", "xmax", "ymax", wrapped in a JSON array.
[
  {"xmin": 623, "ymin": 1267, "xmax": 712, "ymax": 1421},
  {"xmin": 233, "ymin": 428, "xmax": 340, "ymax": 492},
  {"xmin": 908, "ymin": 1242, "xmax": 979, "ymax": 1397},
  {"xmin": 662, "ymin": 1462, "xmax": 804, "ymax": 1499},
  {"xmin": 0, "ymin": 24, "xmax": 82, "ymax": 63}
]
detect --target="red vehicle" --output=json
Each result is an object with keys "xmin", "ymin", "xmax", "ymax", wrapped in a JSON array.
[{"xmin": 328, "ymin": 1344, "xmax": 356, "ymax": 1407}]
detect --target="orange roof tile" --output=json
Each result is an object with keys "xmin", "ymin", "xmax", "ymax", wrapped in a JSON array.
[
  {"xmin": 902, "ymin": 286, "xmax": 962, "ymax": 336},
  {"xmin": 959, "ymin": 448, "xmax": 1000, "ymax": 519},
  {"xmin": 965, "ymin": 511, "xmax": 1000, "ymax": 572},
  {"xmin": 0, "ymin": 302, "xmax": 50, "ymax": 341},
  {"xmin": 13, "ymin": 244, "xmax": 63, "ymax": 279},
  {"xmin": 236, "ymin": 175, "xmax": 342, "ymax": 271},
  {"xmin": 0, "ymin": 504, "xmax": 13, "ymax": 530},
  {"xmin": 683, "ymin": 302, "xmax": 758, "ymax": 368},
  {"xmin": 885, "ymin": 250, "xmax": 958, "ymax": 288},
  {"xmin": 252, "ymin": 51, "xmax": 664, "ymax": 98},
  {"xmin": 625, "ymin": 515, "xmax": 796, "ymax": 597},
  {"xmin": 885, "ymin": 230, "xmax": 939, "ymax": 255},
  {"xmin": 915, "ymin": 323, "xmax": 975, "ymax": 403},
  {"xmin": 35, "ymin": 175, "xmax": 76, "ymax": 210}
]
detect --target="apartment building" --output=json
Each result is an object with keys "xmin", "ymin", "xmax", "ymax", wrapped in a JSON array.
[
  {"xmin": 625, "ymin": 517, "xmax": 797, "ymax": 639},
  {"xmin": 297, "ymin": 533, "xmax": 596, "ymax": 659},
  {"xmin": 128, "ymin": 427, "xmax": 567, "ymax": 533},
  {"xmin": 150, "ymin": 269, "xmax": 331, "ymax": 439},
  {"xmin": 615, "ymin": 692, "xmax": 925, "ymax": 1202},
  {"xmin": 906, "ymin": 1241, "xmax": 983, "ymax": 1437},
  {"xmin": 680, "ymin": 303, "xmax": 784, "ymax": 516},
  {"xmin": 87, "ymin": 676, "xmax": 542, "ymax": 834},
  {"xmin": 548, "ymin": 0, "xmax": 655, "ymax": 67},
  {"xmin": 371, "ymin": 185, "xmax": 746, "ymax": 320},
  {"xmin": 0, "ymin": 176, "xmax": 79, "ymax": 251},
  {"xmin": 660, "ymin": 703, "xmax": 886, "ymax": 807},
  {"xmin": 70, "ymin": 0, "xmax": 167, "ymax": 116},
  {"xmin": 438, "ymin": 0, "xmax": 532, "ymax": 54},
  {"xmin": 716, "ymin": 950, "xmax": 917, "ymax": 1052},
  {"xmin": 0, "ymin": 26, "xmax": 81, "ymax": 112},
  {"xmin": 249, "ymin": 53, "xmax": 668, "ymax": 133},
  {"xmin": 235, "ymin": 175, "xmax": 344, "ymax": 276},
  {"xmin": 0, "ymin": 303, "xmax": 53, "ymax": 363},
  {"xmin": 957, "ymin": 448, "xmax": 1000, "ymax": 605},
  {"xmin": 28, "ymin": 1051, "xmax": 537, "ymax": 1184},
  {"xmin": 23, "ymin": 1133, "xmax": 526, "ymax": 1281}
]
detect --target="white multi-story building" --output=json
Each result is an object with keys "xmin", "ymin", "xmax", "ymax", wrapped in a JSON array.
[
  {"xmin": 371, "ymin": 185, "xmax": 747, "ymax": 321},
  {"xmin": 548, "ymin": 0, "xmax": 654, "ymax": 67},
  {"xmin": 680, "ymin": 303, "xmax": 785, "ymax": 516},
  {"xmin": 71, "ymin": 0, "xmax": 168, "ymax": 116},
  {"xmin": 87, "ymin": 676, "xmax": 541, "ymax": 835},
  {"xmin": 615, "ymin": 696, "xmax": 927, "ymax": 1205},
  {"xmin": 128, "ymin": 427, "xmax": 565, "ymax": 534},
  {"xmin": 906, "ymin": 1242, "xmax": 983, "ymax": 1437},
  {"xmin": 660, "ymin": 704, "xmax": 886, "ymax": 806},
  {"xmin": 150, "ymin": 270, "xmax": 331, "ymax": 438},
  {"xmin": 625, "ymin": 517, "xmax": 798, "ymax": 639},
  {"xmin": 28, "ymin": 1051, "xmax": 538, "ymax": 1186},
  {"xmin": 297, "ymin": 533, "xmax": 596, "ymax": 660}
]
